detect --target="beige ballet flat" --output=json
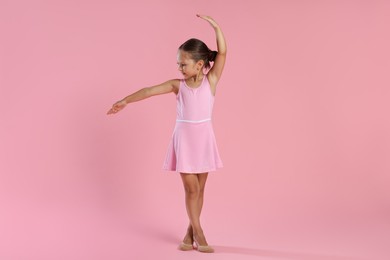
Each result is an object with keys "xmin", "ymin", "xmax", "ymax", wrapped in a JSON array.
[
  {"xmin": 178, "ymin": 242, "xmax": 194, "ymax": 251},
  {"xmin": 193, "ymin": 237, "xmax": 214, "ymax": 253}
]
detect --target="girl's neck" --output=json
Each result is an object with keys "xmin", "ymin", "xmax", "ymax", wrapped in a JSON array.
[{"xmin": 186, "ymin": 72, "xmax": 204, "ymax": 84}]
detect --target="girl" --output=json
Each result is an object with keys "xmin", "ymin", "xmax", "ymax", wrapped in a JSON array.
[{"xmin": 107, "ymin": 14, "xmax": 226, "ymax": 253}]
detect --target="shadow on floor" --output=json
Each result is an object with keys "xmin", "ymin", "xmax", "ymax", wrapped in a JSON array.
[
  {"xmin": 129, "ymin": 223, "xmax": 372, "ymax": 260},
  {"xmin": 213, "ymin": 245, "xmax": 370, "ymax": 260}
]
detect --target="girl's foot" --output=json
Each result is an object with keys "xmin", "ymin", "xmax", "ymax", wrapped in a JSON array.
[
  {"xmin": 178, "ymin": 226, "xmax": 194, "ymax": 251},
  {"xmin": 193, "ymin": 233, "xmax": 214, "ymax": 253},
  {"xmin": 178, "ymin": 242, "xmax": 193, "ymax": 251}
]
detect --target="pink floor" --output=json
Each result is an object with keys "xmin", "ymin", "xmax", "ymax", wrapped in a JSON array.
[{"xmin": 2, "ymin": 186, "xmax": 389, "ymax": 260}]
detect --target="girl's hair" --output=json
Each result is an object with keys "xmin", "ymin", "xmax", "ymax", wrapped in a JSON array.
[{"xmin": 179, "ymin": 38, "xmax": 218, "ymax": 69}]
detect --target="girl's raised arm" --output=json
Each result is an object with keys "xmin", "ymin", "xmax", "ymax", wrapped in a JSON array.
[
  {"xmin": 197, "ymin": 14, "xmax": 227, "ymax": 85},
  {"xmin": 107, "ymin": 79, "xmax": 179, "ymax": 115}
]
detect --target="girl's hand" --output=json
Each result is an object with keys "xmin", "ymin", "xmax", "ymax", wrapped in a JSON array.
[
  {"xmin": 107, "ymin": 100, "xmax": 127, "ymax": 115},
  {"xmin": 196, "ymin": 14, "xmax": 219, "ymax": 29}
]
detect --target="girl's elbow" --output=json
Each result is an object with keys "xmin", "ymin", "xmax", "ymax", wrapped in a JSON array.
[
  {"xmin": 219, "ymin": 49, "xmax": 227, "ymax": 56},
  {"xmin": 143, "ymin": 87, "xmax": 153, "ymax": 98}
]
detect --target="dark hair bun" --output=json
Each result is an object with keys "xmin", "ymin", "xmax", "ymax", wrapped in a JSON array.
[{"xmin": 208, "ymin": 51, "xmax": 218, "ymax": 62}]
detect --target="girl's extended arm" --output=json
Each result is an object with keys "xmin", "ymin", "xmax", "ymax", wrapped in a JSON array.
[
  {"xmin": 197, "ymin": 14, "xmax": 227, "ymax": 85},
  {"xmin": 107, "ymin": 79, "xmax": 179, "ymax": 115}
]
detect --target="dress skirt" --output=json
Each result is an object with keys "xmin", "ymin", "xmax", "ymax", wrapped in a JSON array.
[{"xmin": 163, "ymin": 120, "xmax": 223, "ymax": 173}]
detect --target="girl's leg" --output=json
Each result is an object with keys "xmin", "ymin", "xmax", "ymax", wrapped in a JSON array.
[
  {"xmin": 180, "ymin": 172, "xmax": 210, "ymax": 246},
  {"xmin": 182, "ymin": 173, "xmax": 208, "ymax": 244}
]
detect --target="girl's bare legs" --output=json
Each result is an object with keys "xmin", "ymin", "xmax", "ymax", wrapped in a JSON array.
[
  {"xmin": 180, "ymin": 172, "xmax": 210, "ymax": 246},
  {"xmin": 181, "ymin": 173, "xmax": 208, "ymax": 244}
]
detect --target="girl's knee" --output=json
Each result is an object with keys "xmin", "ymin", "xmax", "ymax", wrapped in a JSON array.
[{"xmin": 184, "ymin": 185, "xmax": 200, "ymax": 198}]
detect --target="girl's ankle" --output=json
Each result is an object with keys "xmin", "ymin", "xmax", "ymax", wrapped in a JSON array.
[{"xmin": 193, "ymin": 229, "xmax": 204, "ymax": 237}]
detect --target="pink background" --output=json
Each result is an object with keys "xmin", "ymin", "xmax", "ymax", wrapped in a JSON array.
[{"xmin": 1, "ymin": 0, "xmax": 390, "ymax": 259}]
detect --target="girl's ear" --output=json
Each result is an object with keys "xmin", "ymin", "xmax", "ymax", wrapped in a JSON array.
[{"xmin": 196, "ymin": 60, "xmax": 205, "ymax": 69}]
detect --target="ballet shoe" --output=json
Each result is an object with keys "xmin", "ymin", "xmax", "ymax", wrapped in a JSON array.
[
  {"xmin": 178, "ymin": 242, "xmax": 193, "ymax": 251},
  {"xmin": 193, "ymin": 237, "xmax": 214, "ymax": 253}
]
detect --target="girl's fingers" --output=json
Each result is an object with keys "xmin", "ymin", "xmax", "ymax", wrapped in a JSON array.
[
  {"xmin": 107, "ymin": 101, "xmax": 126, "ymax": 115},
  {"xmin": 107, "ymin": 107, "xmax": 119, "ymax": 115},
  {"xmin": 196, "ymin": 14, "xmax": 217, "ymax": 26},
  {"xmin": 197, "ymin": 14, "xmax": 212, "ymax": 20}
]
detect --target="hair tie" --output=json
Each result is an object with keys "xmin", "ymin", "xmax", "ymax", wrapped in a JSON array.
[{"xmin": 208, "ymin": 50, "xmax": 217, "ymax": 62}]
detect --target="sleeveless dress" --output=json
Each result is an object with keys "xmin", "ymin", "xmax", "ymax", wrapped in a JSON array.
[{"xmin": 162, "ymin": 75, "xmax": 223, "ymax": 173}]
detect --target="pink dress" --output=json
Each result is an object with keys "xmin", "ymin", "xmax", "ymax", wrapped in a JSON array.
[{"xmin": 162, "ymin": 75, "xmax": 223, "ymax": 173}]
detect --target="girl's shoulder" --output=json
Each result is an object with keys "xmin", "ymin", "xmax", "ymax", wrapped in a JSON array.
[
  {"xmin": 171, "ymin": 78, "xmax": 181, "ymax": 87},
  {"xmin": 205, "ymin": 73, "xmax": 218, "ymax": 96},
  {"xmin": 206, "ymin": 72, "xmax": 217, "ymax": 87},
  {"xmin": 170, "ymin": 79, "xmax": 181, "ymax": 95}
]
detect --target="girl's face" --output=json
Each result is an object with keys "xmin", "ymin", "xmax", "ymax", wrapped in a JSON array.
[{"xmin": 177, "ymin": 50, "xmax": 204, "ymax": 79}]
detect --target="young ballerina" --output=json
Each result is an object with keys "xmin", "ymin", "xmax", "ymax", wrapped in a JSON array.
[{"xmin": 107, "ymin": 14, "xmax": 226, "ymax": 253}]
